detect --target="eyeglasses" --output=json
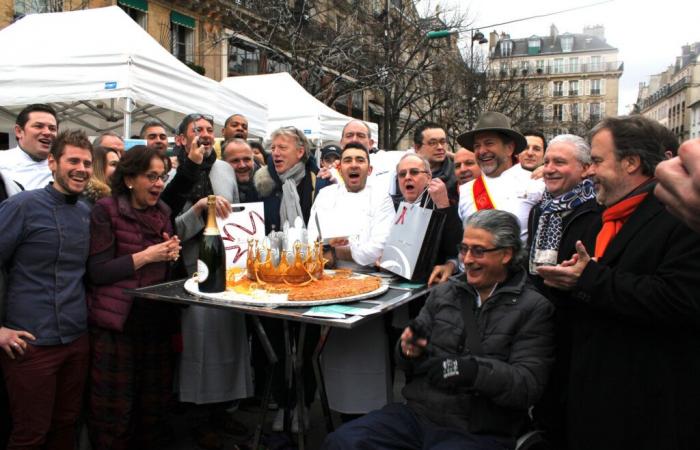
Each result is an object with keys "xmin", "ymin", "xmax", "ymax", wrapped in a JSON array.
[
  {"xmin": 143, "ymin": 172, "xmax": 170, "ymax": 183},
  {"xmin": 397, "ymin": 168, "xmax": 430, "ymax": 178},
  {"xmin": 423, "ymin": 138, "xmax": 447, "ymax": 147},
  {"xmin": 457, "ymin": 243, "xmax": 504, "ymax": 258}
]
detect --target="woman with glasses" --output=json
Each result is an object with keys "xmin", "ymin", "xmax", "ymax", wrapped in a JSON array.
[
  {"xmin": 83, "ymin": 145, "xmax": 120, "ymax": 205},
  {"xmin": 86, "ymin": 145, "xmax": 181, "ymax": 448}
]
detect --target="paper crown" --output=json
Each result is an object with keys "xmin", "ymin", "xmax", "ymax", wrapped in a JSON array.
[{"xmin": 247, "ymin": 239, "xmax": 325, "ymax": 285}]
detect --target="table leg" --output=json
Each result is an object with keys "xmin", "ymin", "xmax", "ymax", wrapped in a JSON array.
[
  {"xmin": 283, "ymin": 321, "xmax": 293, "ymax": 434},
  {"xmin": 251, "ymin": 316, "xmax": 278, "ymax": 450},
  {"xmin": 313, "ymin": 325, "xmax": 334, "ymax": 433},
  {"xmin": 294, "ymin": 323, "xmax": 307, "ymax": 450}
]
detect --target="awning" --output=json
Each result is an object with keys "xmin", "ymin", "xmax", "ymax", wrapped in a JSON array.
[
  {"xmin": 118, "ymin": 0, "xmax": 148, "ymax": 13},
  {"xmin": 170, "ymin": 11, "xmax": 195, "ymax": 30}
]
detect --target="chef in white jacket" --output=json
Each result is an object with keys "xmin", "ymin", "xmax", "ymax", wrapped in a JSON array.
[{"xmin": 307, "ymin": 142, "xmax": 396, "ymax": 418}]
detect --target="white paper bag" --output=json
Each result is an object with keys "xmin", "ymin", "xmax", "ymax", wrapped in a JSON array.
[{"xmin": 216, "ymin": 202, "xmax": 265, "ymax": 278}]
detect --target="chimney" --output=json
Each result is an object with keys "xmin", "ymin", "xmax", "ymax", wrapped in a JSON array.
[
  {"xmin": 681, "ymin": 45, "xmax": 690, "ymax": 56},
  {"xmin": 583, "ymin": 25, "xmax": 605, "ymax": 42},
  {"xmin": 489, "ymin": 30, "xmax": 499, "ymax": 52},
  {"xmin": 550, "ymin": 24, "xmax": 558, "ymax": 41}
]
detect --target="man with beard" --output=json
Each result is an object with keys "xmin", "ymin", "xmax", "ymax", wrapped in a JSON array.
[
  {"xmin": 413, "ymin": 122, "xmax": 458, "ymax": 205},
  {"xmin": 518, "ymin": 131, "xmax": 547, "ymax": 172},
  {"xmin": 222, "ymin": 138, "xmax": 258, "ymax": 203},
  {"xmin": 526, "ymin": 135, "xmax": 600, "ymax": 448},
  {"xmin": 307, "ymin": 142, "xmax": 396, "ymax": 419},
  {"xmin": 454, "ymin": 147, "xmax": 481, "ymax": 186},
  {"xmin": 537, "ymin": 116, "xmax": 700, "ymax": 450},
  {"xmin": 172, "ymin": 114, "xmax": 251, "ymax": 449},
  {"xmin": 457, "ymin": 112, "xmax": 544, "ymax": 242},
  {"xmin": 221, "ymin": 113, "xmax": 248, "ymax": 140},
  {"xmin": 0, "ymin": 104, "xmax": 58, "ymax": 191},
  {"xmin": 0, "ymin": 130, "xmax": 93, "ymax": 449},
  {"xmin": 140, "ymin": 120, "xmax": 170, "ymax": 158}
]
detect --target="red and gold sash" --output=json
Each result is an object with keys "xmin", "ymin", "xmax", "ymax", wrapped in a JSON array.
[{"xmin": 472, "ymin": 176, "xmax": 495, "ymax": 210}]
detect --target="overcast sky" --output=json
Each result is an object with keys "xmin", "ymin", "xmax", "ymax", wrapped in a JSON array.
[{"xmin": 418, "ymin": 0, "xmax": 698, "ymax": 115}]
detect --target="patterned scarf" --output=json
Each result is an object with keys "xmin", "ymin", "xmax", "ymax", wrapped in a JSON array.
[{"xmin": 529, "ymin": 179, "xmax": 595, "ymax": 274}]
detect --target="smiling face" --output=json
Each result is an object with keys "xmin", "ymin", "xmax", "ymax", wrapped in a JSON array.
[
  {"xmin": 48, "ymin": 145, "xmax": 93, "ymax": 195},
  {"xmin": 223, "ymin": 141, "xmax": 255, "ymax": 183},
  {"xmin": 415, "ymin": 127, "xmax": 447, "ymax": 170},
  {"xmin": 543, "ymin": 141, "xmax": 588, "ymax": 197},
  {"xmin": 473, "ymin": 131, "xmax": 514, "ymax": 177},
  {"xmin": 270, "ymin": 134, "xmax": 305, "ymax": 175},
  {"xmin": 340, "ymin": 148, "xmax": 372, "ymax": 193},
  {"xmin": 585, "ymin": 128, "xmax": 634, "ymax": 207},
  {"xmin": 126, "ymin": 157, "xmax": 166, "ymax": 209},
  {"xmin": 143, "ymin": 125, "xmax": 169, "ymax": 156},
  {"xmin": 462, "ymin": 226, "xmax": 511, "ymax": 293},
  {"xmin": 519, "ymin": 135, "xmax": 545, "ymax": 171},
  {"xmin": 454, "ymin": 148, "xmax": 480, "ymax": 185},
  {"xmin": 397, "ymin": 155, "xmax": 431, "ymax": 202},
  {"xmin": 15, "ymin": 111, "xmax": 58, "ymax": 161}
]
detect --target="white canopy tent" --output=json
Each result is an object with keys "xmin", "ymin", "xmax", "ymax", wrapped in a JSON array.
[
  {"xmin": 219, "ymin": 72, "xmax": 378, "ymax": 145},
  {"xmin": 0, "ymin": 6, "xmax": 267, "ymax": 139}
]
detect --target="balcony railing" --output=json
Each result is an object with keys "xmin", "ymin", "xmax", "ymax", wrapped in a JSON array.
[
  {"xmin": 590, "ymin": 89, "xmax": 601, "ymax": 95},
  {"xmin": 569, "ymin": 90, "xmax": 578, "ymax": 96},
  {"xmin": 553, "ymin": 90, "xmax": 563, "ymax": 97},
  {"xmin": 489, "ymin": 61, "xmax": 623, "ymax": 77}
]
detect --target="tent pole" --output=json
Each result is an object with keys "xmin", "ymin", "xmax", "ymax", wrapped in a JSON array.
[{"xmin": 123, "ymin": 97, "xmax": 133, "ymax": 138}]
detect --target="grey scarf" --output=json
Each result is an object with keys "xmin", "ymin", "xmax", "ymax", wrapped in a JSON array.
[{"xmin": 279, "ymin": 161, "xmax": 306, "ymax": 227}]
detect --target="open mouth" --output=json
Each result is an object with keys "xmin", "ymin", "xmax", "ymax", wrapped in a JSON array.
[
  {"xmin": 403, "ymin": 181, "xmax": 415, "ymax": 193},
  {"xmin": 38, "ymin": 138, "xmax": 52, "ymax": 147},
  {"xmin": 347, "ymin": 171, "xmax": 361, "ymax": 180}
]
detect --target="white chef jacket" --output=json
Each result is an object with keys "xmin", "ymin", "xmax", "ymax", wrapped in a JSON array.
[{"xmin": 0, "ymin": 146, "xmax": 53, "ymax": 191}]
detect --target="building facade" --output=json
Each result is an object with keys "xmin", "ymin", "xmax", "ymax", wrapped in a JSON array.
[
  {"xmin": 488, "ymin": 24, "xmax": 623, "ymax": 139},
  {"xmin": 637, "ymin": 42, "xmax": 700, "ymax": 142}
]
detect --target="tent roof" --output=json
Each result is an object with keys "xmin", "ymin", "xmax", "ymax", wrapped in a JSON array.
[
  {"xmin": 220, "ymin": 72, "xmax": 378, "ymax": 144},
  {"xmin": 0, "ymin": 6, "xmax": 267, "ymax": 137}
]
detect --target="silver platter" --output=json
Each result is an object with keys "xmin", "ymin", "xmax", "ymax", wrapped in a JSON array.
[{"xmin": 183, "ymin": 272, "xmax": 389, "ymax": 307}]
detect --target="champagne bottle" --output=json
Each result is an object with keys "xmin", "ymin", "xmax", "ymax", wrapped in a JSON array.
[{"xmin": 197, "ymin": 195, "xmax": 226, "ymax": 293}]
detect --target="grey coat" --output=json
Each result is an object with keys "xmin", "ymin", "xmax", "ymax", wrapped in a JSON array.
[
  {"xmin": 175, "ymin": 160, "xmax": 253, "ymax": 404},
  {"xmin": 399, "ymin": 270, "xmax": 555, "ymax": 438}
]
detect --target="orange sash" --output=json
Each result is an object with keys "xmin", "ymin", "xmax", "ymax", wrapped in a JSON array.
[
  {"xmin": 594, "ymin": 193, "xmax": 648, "ymax": 258},
  {"xmin": 472, "ymin": 176, "xmax": 495, "ymax": 210}
]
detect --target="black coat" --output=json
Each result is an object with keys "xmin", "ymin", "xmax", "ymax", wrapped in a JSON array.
[
  {"xmin": 566, "ymin": 192, "xmax": 700, "ymax": 450},
  {"xmin": 399, "ymin": 271, "xmax": 555, "ymax": 438},
  {"xmin": 527, "ymin": 198, "xmax": 602, "ymax": 447}
]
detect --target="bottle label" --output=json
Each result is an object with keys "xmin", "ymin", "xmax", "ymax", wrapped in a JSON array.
[{"xmin": 197, "ymin": 259, "xmax": 209, "ymax": 283}]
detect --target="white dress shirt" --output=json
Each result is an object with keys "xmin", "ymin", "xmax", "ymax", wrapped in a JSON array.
[
  {"xmin": 0, "ymin": 146, "xmax": 53, "ymax": 191},
  {"xmin": 458, "ymin": 164, "xmax": 544, "ymax": 241}
]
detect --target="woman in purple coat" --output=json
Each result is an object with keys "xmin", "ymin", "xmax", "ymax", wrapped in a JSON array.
[{"xmin": 86, "ymin": 145, "xmax": 181, "ymax": 449}]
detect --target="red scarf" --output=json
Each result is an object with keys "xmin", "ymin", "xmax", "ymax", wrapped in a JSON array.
[
  {"xmin": 472, "ymin": 176, "xmax": 495, "ymax": 210},
  {"xmin": 594, "ymin": 193, "xmax": 648, "ymax": 258}
]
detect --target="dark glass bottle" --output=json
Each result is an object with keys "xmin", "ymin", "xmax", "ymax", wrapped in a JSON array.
[{"xmin": 197, "ymin": 195, "xmax": 226, "ymax": 293}]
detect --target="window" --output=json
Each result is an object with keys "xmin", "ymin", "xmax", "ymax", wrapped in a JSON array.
[
  {"xmin": 14, "ymin": 0, "xmax": 62, "ymax": 15},
  {"xmin": 553, "ymin": 104, "xmax": 563, "ymax": 122},
  {"xmin": 535, "ymin": 104, "xmax": 544, "ymax": 121},
  {"xmin": 171, "ymin": 12, "xmax": 195, "ymax": 64},
  {"xmin": 228, "ymin": 42, "xmax": 260, "ymax": 75},
  {"xmin": 590, "ymin": 102, "xmax": 601, "ymax": 122},
  {"xmin": 553, "ymin": 81, "xmax": 563, "ymax": 97},
  {"xmin": 520, "ymin": 84, "xmax": 527, "ymax": 98},
  {"xmin": 536, "ymin": 59, "xmax": 545, "ymax": 73},
  {"xmin": 266, "ymin": 55, "xmax": 291, "ymax": 74},
  {"xmin": 553, "ymin": 58, "xmax": 564, "ymax": 74},
  {"xmin": 590, "ymin": 55, "xmax": 602, "ymax": 72},
  {"xmin": 571, "ymin": 103, "xmax": 579, "ymax": 122},
  {"xmin": 118, "ymin": 0, "xmax": 147, "ymax": 29},
  {"xmin": 591, "ymin": 79, "xmax": 601, "ymax": 95},
  {"xmin": 569, "ymin": 80, "xmax": 579, "ymax": 96},
  {"xmin": 528, "ymin": 37, "xmax": 541, "ymax": 55},
  {"xmin": 501, "ymin": 40, "xmax": 513, "ymax": 57},
  {"xmin": 561, "ymin": 35, "xmax": 574, "ymax": 53},
  {"xmin": 568, "ymin": 57, "xmax": 578, "ymax": 73}
]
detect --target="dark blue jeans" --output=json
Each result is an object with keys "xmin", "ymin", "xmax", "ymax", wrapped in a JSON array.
[{"xmin": 322, "ymin": 403, "xmax": 514, "ymax": 450}]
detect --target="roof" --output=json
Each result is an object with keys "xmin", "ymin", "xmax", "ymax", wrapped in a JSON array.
[{"xmin": 493, "ymin": 32, "xmax": 617, "ymax": 57}]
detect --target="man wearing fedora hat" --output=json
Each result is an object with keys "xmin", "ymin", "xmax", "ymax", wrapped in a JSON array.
[{"xmin": 457, "ymin": 111, "xmax": 544, "ymax": 241}]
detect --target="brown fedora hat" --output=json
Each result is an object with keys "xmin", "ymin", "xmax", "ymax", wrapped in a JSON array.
[{"xmin": 457, "ymin": 111, "xmax": 528, "ymax": 154}]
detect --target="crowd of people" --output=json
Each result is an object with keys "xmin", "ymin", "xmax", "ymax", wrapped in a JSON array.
[{"xmin": 0, "ymin": 102, "xmax": 699, "ymax": 450}]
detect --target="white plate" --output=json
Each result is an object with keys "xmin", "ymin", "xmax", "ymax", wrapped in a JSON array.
[{"xmin": 183, "ymin": 273, "xmax": 389, "ymax": 307}]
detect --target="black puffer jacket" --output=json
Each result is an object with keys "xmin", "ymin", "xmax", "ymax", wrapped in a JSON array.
[{"xmin": 399, "ymin": 270, "xmax": 555, "ymax": 437}]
